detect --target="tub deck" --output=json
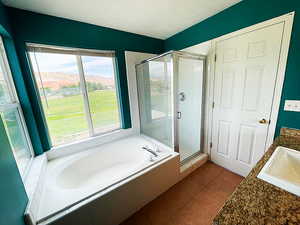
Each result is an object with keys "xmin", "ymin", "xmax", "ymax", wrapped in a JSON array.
[{"xmin": 37, "ymin": 135, "xmax": 174, "ymax": 223}]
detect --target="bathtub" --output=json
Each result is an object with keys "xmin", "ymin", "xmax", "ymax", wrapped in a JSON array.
[{"xmin": 31, "ymin": 135, "xmax": 178, "ymax": 225}]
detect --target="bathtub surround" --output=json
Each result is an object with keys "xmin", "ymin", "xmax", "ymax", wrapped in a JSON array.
[
  {"xmin": 24, "ymin": 154, "xmax": 47, "ymax": 225},
  {"xmin": 39, "ymin": 137, "xmax": 171, "ymax": 221},
  {"xmin": 24, "ymin": 136, "xmax": 181, "ymax": 225},
  {"xmin": 213, "ymin": 128, "xmax": 300, "ymax": 225}
]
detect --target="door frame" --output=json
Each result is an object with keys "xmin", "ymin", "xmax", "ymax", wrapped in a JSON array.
[{"xmin": 206, "ymin": 12, "xmax": 295, "ymax": 158}]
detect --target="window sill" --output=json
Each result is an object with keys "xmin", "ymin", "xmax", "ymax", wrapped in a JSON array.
[{"xmin": 46, "ymin": 128, "xmax": 136, "ymax": 160}]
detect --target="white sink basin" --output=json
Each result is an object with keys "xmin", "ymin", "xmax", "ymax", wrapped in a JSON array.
[{"xmin": 257, "ymin": 146, "xmax": 300, "ymax": 196}]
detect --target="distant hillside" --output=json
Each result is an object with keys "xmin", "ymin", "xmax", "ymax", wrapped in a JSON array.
[{"xmin": 37, "ymin": 72, "xmax": 115, "ymax": 90}]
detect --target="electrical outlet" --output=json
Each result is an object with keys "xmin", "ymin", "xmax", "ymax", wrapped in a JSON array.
[{"xmin": 284, "ymin": 100, "xmax": 300, "ymax": 112}]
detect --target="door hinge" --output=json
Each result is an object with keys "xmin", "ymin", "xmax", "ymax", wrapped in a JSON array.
[
  {"xmin": 210, "ymin": 142, "xmax": 213, "ymax": 148},
  {"xmin": 212, "ymin": 101, "xmax": 215, "ymax": 109},
  {"xmin": 214, "ymin": 54, "xmax": 217, "ymax": 62}
]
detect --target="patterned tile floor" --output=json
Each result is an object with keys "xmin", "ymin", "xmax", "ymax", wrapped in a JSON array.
[{"xmin": 120, "ymin": 161, "xmax": 243, "ymax": 225}]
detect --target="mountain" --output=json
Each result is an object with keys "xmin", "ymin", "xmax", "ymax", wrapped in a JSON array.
[{"xmin": 36, "ymin": 72, "xmax": 115, "ymax": 90}]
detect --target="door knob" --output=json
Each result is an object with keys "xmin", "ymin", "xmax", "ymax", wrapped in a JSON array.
[{"xmin": 259, "ymin": 118, "xmax": 268, "ymax": 124}]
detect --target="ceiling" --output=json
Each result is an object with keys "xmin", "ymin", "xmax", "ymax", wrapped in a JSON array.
[{"xmin": 2, "ymin": 0, "xmax": 241, "ymax": 39}]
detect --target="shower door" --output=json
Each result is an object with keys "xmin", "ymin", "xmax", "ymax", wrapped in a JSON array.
[
  {"xmin": 175, "ymin": 55, "xmax": 204, "ymax": 162},
  {"xmin": 136, "ymin": 54, "xmax": 174, "ymax": 148}
]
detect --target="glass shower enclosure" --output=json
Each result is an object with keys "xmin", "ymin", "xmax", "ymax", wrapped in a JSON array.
[{"xmin": 136, "ymin": 51, "xmax": 206, "ymax": 163}]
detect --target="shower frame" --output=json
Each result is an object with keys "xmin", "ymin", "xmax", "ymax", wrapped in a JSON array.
[{"xmin": 136, "ymin": 50, "xmax": 206, "ymax": 163}]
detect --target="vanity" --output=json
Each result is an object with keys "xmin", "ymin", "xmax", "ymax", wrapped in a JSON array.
[{"xmin": 213, "ymin": 128, "xmax": 300, "ymax": 225}]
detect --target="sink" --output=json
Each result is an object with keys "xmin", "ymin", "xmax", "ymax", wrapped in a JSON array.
[{"xmin": 257, "ymin": 146, "xmax": 300, "ymax": 196}]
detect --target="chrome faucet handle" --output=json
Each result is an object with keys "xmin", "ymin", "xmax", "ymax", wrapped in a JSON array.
[
  {"xmin": 142, "ymin": 145, "xmax": 149, "ymax": 150},
  {"xmin": 150, "ymin": 156, "xmax": 155, "ymax": 162},
  {"xmin": 153, "ymin": 144, "xmax": 161, "ymax": 153},
  {"xmin": 141, "ymin": 145, "xmax": 158, "ymax": 157}
]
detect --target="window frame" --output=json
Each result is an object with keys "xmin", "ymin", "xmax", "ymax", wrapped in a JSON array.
[
  {"xmin": 27, "ymin": 43, "xmax": 123, "ymax": 148},
  {"xmin": 0, "ymin": 36, "xmax": 34, "ymax": 178}
]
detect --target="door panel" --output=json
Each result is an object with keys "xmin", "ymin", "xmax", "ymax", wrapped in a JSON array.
[
  {"xmin": 242, "ymin": 66, "xmax": 263, "ymax": 111},
  {"xmin": 177, "ymin": 57, "xmax": 204, "ymax": 162},
  {"xmin": 220, "ymin": 71, "xmax": 235, "ymax": 109},
  {"xmin": 236, "ymin": 124, "xmax": 255, "ymax": 164},
  {"xmin": 217, "ymin": 120, "xmax": 231, "ymax": 157},
  {"xmin": 211, "ymin": 22, "xmax": 284, "ymax": 176}
]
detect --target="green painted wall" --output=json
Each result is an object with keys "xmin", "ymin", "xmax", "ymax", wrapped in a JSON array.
[
  {"xmin": 0, "ymin": 1, "xmax": 11, "ymax": 36},
  {"xmin": 1, "ymin": 1, "xmax": 300, "ymax": 225},
  {"xmin": 0, "ymin": 3, "xmax": 28, "ymax": 225},
  {"xmin": 0, "ymin": 115, "xmax": 27, "ymax": 225},
  {"xmin": 165, "ymin": 0, "xmax": 300, "ymax": 137},
  {"xmin": 3, "ymin": 38, "xmax": 44, "ymax": 155},
  {"xmin": 0, "ymin": 5, "xmax": 44, "ymax": 155},
  {"xmin": 7, "ymin": 7, "xmax": 165, "ymax": 152}
]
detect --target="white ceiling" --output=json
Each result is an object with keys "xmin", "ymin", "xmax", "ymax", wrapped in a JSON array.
[{"xmin": 2, "ymin": 0, "xmax": 241, "ymax": 39}]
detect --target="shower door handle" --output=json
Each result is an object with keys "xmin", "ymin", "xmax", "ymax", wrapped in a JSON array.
[{"xmin": 177, "ymin": 112, "xmax": 182, "ymax": 119}]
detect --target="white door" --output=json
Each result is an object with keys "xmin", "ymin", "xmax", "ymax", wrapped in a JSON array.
[
  {"xmin": 211, "ymin": 22, "xmax": 284, "ymax": 176},
  {"xmin": 177, "ymin": 57, "xmax": 204, "ymax": 162}
]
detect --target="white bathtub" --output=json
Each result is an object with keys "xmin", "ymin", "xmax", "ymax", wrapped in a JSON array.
[{"xmin": 36, "ymin": 135, "xmax": 176, "ymax": 224}]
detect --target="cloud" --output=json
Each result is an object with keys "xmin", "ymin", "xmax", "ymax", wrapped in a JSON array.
[
  {"xmin": 29, "ymin": 53, "xmax": 115, "ymax": 77},
  {"xmin": 82, "ymin": 56, "xmax": 114, "ymax": 77},
  {"xmin": 29, "ymin": 52, "xmax": 78, "ymax": 74}
]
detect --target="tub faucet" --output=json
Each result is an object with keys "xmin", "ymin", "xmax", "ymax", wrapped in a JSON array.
[{"xmin": 142, "ymin": 146, "xmax": 158, "ymax": 157}]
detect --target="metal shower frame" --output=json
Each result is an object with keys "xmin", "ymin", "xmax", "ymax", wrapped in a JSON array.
[{"xmin": 136, "ymin": 50, "xmax": 207, "ymax": 163}]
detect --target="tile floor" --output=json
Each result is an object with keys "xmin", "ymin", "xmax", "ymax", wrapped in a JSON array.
[{"xmin": 120, "ymin": 161, "xmax": 243, "ymax": 225}]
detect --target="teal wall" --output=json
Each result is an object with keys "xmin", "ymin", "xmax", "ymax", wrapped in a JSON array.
[
  {"xmin": 0, "ymin": 6, "xmax": 44, "ymax": 155},
  {"xmin": 0, "ymin": 3, "xmax": 28, "ymax": 225},
  {"xmin": 1, "ymin": 1, "xmax": 300, "ymax": 225},
  {"xmin": 165, "ymin": 0, "xmax": 300, "ymax": 137},
  {"xmin": 7, "ymin": 7, "xmax": 165, "ymax": 152},
  {"xmin": 0, "ymin": 116, "xmax": 27, "ymax": 225},
  {"xmin": 0, "ymin": 0, "xmax": 11, "ymax": 36}
]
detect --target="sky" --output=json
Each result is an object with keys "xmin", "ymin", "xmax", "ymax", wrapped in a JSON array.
[
  {"xmin": 29, "ymin": 52, "xmax": 172, "ymax": 79},
  {"xmin": 29, "ymin": 52, "xmax": 114, "ymax": 77}
]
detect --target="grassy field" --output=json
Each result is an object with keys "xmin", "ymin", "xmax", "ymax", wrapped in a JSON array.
[{"xmin": 43, "ymin": 90, "xmax": 120, "ymax": 145}]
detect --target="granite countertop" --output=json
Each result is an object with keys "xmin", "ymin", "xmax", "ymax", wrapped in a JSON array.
[{"xmin": 213, "ymin": 128, "xmax": 300, "ymax": 225}]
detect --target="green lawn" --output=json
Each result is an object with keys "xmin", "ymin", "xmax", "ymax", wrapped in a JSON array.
[{"xmin": 43, "ymin": 90, "xmax": 120, "ymax": 145}]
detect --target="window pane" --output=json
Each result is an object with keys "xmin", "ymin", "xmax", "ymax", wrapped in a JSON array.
[
  {"xmin": 136, "ymin": 55, "xmax": 173, "ymax": 148},
  {"xmin": 81, "ymin": 56, "xmax": 120, "ymax": 134},
  {"xmin": 149, "ymin": 61, "xmax": 172, "ymax": 120},
  {"xmin": 1, "ymin": 108, "xmax": 32, "ymax": 174},
  {"xmin": 29, "ymin": 52, "xmax": 89, "ymax": 146},
  {"xmin": 0, "ymin": 56, "xmax": 12, "ymax": 104},
  {"xmin": 0, "ymin": 37, "xmax": 33, "ymax": 179}
]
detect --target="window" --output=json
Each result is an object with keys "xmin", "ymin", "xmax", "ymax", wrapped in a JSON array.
[
  {"xmin": 0, "ymin": 36, "xmax": 33, "ymax": 177},
  {"xmin": 148, "ymin": 60, "xmax": 172, "ymax": 120},
  {"xmin": 27, "ymin": 45, "xmax": 121, "ymax": 147}
]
